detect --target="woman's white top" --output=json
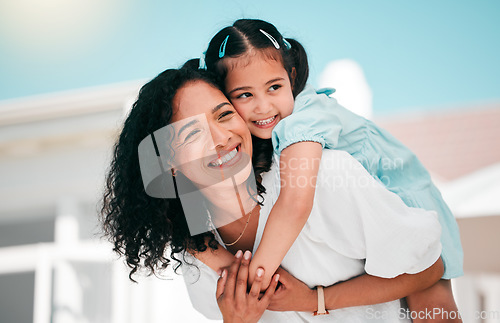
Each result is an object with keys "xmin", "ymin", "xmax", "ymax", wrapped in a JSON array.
[{"xmin": 181, "ymin": 150, "xmax": 442, "ymax": 322}]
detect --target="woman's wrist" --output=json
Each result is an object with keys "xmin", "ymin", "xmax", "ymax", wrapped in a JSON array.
[
  {"xmin": 224, "ymin": 317, "xmax": 246, "ymax": 323},
  {"xmin": 322, "ymin": 283, "xmax": 338, "ymax": 311},
  {"xmin": 223, "ymin": 318, "xmax": 244, "ymax": 323},
  {"xmin": 310, "ymin": 288, "xmax": 318, "ymax": 312},
  {"xmin": 305, "ymin": 287, "xmax": 317, "ymax": 312}
]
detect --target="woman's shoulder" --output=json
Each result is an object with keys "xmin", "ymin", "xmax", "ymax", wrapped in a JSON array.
[
  {"xmin": 319, "ymin": 149, "xmax": 366, "ymax": 173},
  {"xmin": 266, "ymin": 149, "xmax": 364, "ymax": 177},
  {"xmin": 260, "ymin": 155, "xmax": 280, "ymax": 196}
]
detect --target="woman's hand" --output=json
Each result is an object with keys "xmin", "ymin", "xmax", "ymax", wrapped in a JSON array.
[
  {"xmin": 268, "ymin": 267, "xmax": 317, "ymax": 312},
  {"xmin": 216, "ymin": 250, "xmax": 279, "ymax": 323}
]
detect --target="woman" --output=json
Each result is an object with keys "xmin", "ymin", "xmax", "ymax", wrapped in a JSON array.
[{"xmin": 101, "ymin": 62, "xmax": 444, "ymax": 322}]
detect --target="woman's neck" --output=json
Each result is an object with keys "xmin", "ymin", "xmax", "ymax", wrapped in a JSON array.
[
  {"xmin": 202, "ymin": 179, "xmax": 257, "ymax": 229},
  {"xmin": 217, "ymin": 204, "xmax": 261, "ymax": 254}
]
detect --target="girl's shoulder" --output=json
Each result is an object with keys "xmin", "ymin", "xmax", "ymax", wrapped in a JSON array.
[
  {"xmin": 272, "ymin": 86, "xmax": 345, "ymax": 154},
  {"xmin": 293, "ymin": 84, "xmax": 339, "ymax": 113}
]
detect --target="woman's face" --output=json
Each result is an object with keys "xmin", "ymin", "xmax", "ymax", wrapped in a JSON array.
[{"xmin": 169, "ymin": 80, "xmax": 253, "ymax": 188}]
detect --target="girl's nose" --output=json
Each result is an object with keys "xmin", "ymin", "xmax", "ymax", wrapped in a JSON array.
[{"xmin": 254, "ymin": 97, "xmax": 272, "ymax": 115}]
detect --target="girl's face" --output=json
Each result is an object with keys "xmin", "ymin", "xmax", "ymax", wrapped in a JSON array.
[
  {"xmin": 224, "ymin": 55, "xmax": 295, "ymax": 139},
  {"xmin": 169, "ymin": 80, "xmax": 253, "ymax": 187}
]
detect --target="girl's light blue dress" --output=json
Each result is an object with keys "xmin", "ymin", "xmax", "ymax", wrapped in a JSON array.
[{"xmin": 272, "ymin": 85, "xmax": 463, "ymax": 279}]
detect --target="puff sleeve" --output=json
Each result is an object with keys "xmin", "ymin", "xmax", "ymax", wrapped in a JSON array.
[{"xmin": 272, "ymin": 85, "xmax": 343, "ymax": 155}]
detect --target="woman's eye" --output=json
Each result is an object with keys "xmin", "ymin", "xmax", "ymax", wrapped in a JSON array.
[
  {"xmin": 218, "ymin": 110, "xmax": 234, "ymax": 120},
  {"xmin": 236, "ymin": 92, "xmax": 252, "ymax": 99},
  {"xmin": 269, "ymin": 84, "xmax": 282, "ymax": 92},
  {"xmin": 182, "ymin": 129, "xmax": 201, "ymax": 144}
]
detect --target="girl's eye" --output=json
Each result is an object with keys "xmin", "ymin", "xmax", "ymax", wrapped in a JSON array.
[
  {"xmin": 236, "ymin": 92, "xmax": 252, "ymax": 99},
  {"xmin": 218, "ymin": 110, "xmax": 234, "ymax": 120},
  {"xmin": 269, "ymin": 84, "xmax": 282, "ymax": 92}
]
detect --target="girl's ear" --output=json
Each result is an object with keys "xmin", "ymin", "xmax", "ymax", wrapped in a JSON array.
[{"xmin": 290, "ymin": 67, "xmax": 297, "ymax": 90}]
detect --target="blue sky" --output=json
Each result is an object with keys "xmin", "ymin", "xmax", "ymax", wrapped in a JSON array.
[{"xmin": 0, "ymin": 0, "xmax": 499, "ymax": 115}]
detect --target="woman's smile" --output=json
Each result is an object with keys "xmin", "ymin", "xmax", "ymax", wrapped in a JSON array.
[
  {"xmin": 170, "ymin": 80, "xmax": 253, "ymax": 187},
  {"xmin": 208, "ymin": 145, "xmax": 242, "ymax": 168}
]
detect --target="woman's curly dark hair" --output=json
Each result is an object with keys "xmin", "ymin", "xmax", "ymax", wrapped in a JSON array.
[
  {"xmin": 100, "ymin": 61, "xmax": 231, "ymax": 281},
  {"xmin": 101, "ymin": 59, "xmax": 274, "ymax": 281}
]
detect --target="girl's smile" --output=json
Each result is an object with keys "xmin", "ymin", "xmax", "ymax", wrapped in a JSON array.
[{"xmin": 253, "ymin": 115, "xmax": 278, "ymax": 128}]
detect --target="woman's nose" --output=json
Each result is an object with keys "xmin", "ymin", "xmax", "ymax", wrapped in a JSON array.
[{"xmin": 209, "ymin": 122, "xmax": 231, "ymax": 149}]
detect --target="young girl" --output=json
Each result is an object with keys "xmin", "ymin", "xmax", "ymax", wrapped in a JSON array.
[{"xmin": 203, "ymin": 19, "xmax": 463, "ymax": 316}]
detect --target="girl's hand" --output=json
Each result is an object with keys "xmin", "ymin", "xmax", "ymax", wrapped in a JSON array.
[
  {"xmin": 216, "ymin": 250, "xmax": 279, "ymax": 323},
  {"xmin": 268, "ymin": 267, "xmax": 317, "ymax": 312}
]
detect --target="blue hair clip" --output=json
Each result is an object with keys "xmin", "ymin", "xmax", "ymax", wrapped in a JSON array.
[
  {"xmin": 219, "ymin": 35, "xmax": 229, "ymax": 58},
  {"xmin": 199, "ymin": 51, "xmax": 207, "ymax": 70},
  {"xmin": 283, "ymin": 38, "xmax": 292, "ymax": 50}
]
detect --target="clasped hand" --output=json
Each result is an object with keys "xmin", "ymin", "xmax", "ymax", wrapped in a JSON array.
[
  {"xmin": 216, "ymin": 250, "xmax": 317, "ymax": 322},
  {"xmin": 216, "ymin": 250, "xmax": 278, "ymax": 323}
]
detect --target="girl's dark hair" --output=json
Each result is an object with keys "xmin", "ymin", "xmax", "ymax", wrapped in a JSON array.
[
  {"xmin": 205, "ymin": 19, "xmax": 309, "ymax": 97},
  {"xmin": 101, "ymin": 61, "xmax": 226, "ymax": 281},
  {"xmin": 251, "ymin": 136, "xmax": 274, "ymax": 193}
]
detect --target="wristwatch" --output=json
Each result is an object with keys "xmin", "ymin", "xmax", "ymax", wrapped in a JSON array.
[{"xmin": 313, "ymin": 286, "xmax": 329, "ymax": 315}]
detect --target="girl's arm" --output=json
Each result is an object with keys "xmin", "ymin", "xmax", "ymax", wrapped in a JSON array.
[
  {"xmin": 324, "ymin": 258, "xmax": 444, "ymax": 310},
  {"xmin": 190, "ymin": 237, "xmax": 236, "ymax": 273},
  {"xmin": 249, "ymin": 141, "xmax": 322, "ymax": 289},
  {"xmin": 268, "ymin": 257, "xmax": 444, "ymax": 312}
]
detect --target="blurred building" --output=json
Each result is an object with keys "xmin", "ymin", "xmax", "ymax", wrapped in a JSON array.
[{"xmin": 0, "ymin": 83, "xmax": 212, "ymax": 323}]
